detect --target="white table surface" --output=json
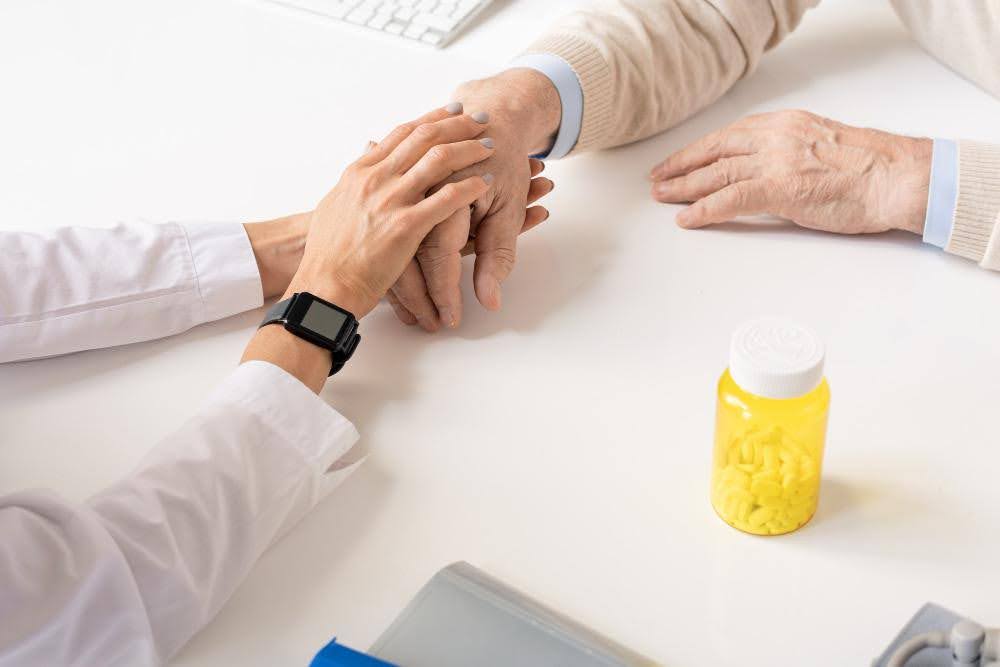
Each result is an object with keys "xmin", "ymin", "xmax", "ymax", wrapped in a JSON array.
[{"xmin": 2, "ymin": 1, "xmax": 1000, "ymax": 665}]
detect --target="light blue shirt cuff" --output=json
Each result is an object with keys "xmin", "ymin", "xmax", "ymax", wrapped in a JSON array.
[
  {"xmin": 507, "ymin": 54, "xmax": 583, "ymax": 160},
  {"xmin": 923, "ymin": 138, "xmax": 958, "ymax": 249}
]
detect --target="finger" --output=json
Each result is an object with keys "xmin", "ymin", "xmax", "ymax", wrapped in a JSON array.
[
  {"xmin": 409, "ymin": 175, "xmax": 492, "ymax": 230},
  {"xmin": 473, "ymin": 204, "xmax": 522, "ymax": 311},
  {"xmin": 391, "ymin": 261, "xmax": 440, "ymax": 332},
  {"xmin": 529, "ymin": 158, "xmax": 545, "ymax": 178},
  {"xmin": 526, "ymin": 176, "xmax": 554, "ymax": 206},
  {"xmin": 384, "ymin": 112, "xmax": 489, "ymax": 174},
  {"xmin": 676, "ymin": 180, "xmax": 771, "ymax": 229},
  {"xmin": 416, "ymin": 207, "xmax": 470, "ymax": 329},
  {"xmin": 360, "ymin": 103, "xmax": 464, "ymax": 166},
  {"xmin": 519, "ymin": 205, "xmax": 550, "ymax": 235},
  {"xmin": 652, "ymin": 155, "xmax": 759, "ymax": 203},
  {"xmin": 385, "ymin": 289, "xmax": 418, "ymax": 326},
  {"xmin": 461, "ymin": 205, "xmax": 548, "ymax": 257},
  {"xmin": 362, "ymin": 140, "xmax": 377, "ymax": 156},
  {"xmin": 402, "ymin": 137, "xmax": 495, "ymax": 197},
  {"xmin": 649, "ymin": 128, "xmax": 761, "ymax": 182}
]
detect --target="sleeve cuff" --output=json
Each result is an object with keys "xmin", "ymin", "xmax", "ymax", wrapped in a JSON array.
[
  {"xmin": 181, "ymin": 222, "xmax": 264, "ymax": 322},
  {"xmin": 207, "ymin": 361, "xmax": 361, "ymax": 475},
  {"xmin": 508, "ymin": 54, "xmax": 584, "ymax": 160},
  {"xmin": 922, "ymin": 139, "xmax": 958, "ymax": 249},
  {"xmin": 947, "ymin": 141, "xmax": 1000, "ymax": 262}
]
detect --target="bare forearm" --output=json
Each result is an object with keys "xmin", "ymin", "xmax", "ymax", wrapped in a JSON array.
[
  {"xmin": 243, "ymin": 212, "xmax": 310, "ymax": 299},
  {"xmin": 241, "ymin": 272, "xmax": 370, "ymax": 395}
]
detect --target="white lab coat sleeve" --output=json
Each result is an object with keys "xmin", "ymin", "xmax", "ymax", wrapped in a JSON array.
[
  {"xmin": 0, "ymin": 222, "xmax": 263, "ymax": 363},
  {"xmin": 0, "ymin": 361, "xmax": 361, "ymax": 667}
]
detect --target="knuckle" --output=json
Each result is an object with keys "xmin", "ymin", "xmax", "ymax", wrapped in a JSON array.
[
  {"xmin": 729, "ymin": 181, "xmax": 752, "ymax": 205},
  {"xmin": 439, "ymin": 182, "xmax": 463, "ymax": 201},
  {"xmin": 427, "ymin": 144, "xmax": 451, "ymax": 163},
  {"xmin": 714, "ymin": 157, "xmax": 735, "ymax": 184},
  {"xmin": 414, "ymin": 122, "xmax": 439, "ymax": 141},
  {"xmin": 416, "ymin": 246, "xmax": 454, "ymax": 270},
  {"xmin": 394, "ymin": 121, "xmax": 417, "ymax": 137},
  {"xmin": 360, "ymin": 174, "xmax": 381, "ymax": 197},
  {"xmin": 488, "ymin": 245, "xmax": 516, "ymax": 272},
  {"xmin": 391, "ymin": 210, "xmax": 415, "ymax": 228}
]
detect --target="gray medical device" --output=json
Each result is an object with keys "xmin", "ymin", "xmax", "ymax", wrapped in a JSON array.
[
  {"xmin": 874, "ymin": 603, "xmax": 999, "ymax": 667},
  {"xmin": 370, "ymin": 562, "xmax": 654, "ymax": 667}
]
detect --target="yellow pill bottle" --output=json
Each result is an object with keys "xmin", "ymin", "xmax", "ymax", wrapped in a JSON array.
[{"xmin": 710, "ymin": 318, "xmax": 830, "ymax": 536}]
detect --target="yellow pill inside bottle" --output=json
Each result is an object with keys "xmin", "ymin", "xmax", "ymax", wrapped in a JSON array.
[{"xmin": 710, "ymin": 319, "xmax": 830, "ymax": 536}]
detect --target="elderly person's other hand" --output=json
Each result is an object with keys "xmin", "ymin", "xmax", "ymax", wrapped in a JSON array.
[{"xmin": 649, "ymin": 110, "xmax": 932, "ymax": 235}]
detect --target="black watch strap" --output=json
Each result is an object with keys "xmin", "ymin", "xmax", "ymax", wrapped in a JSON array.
[{"xmin": 259, "ymin": 292, "xmax": 361, "ymax": 376}]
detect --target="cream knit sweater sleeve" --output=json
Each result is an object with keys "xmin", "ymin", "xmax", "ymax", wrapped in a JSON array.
[
  {"xmin": 523, "ymin": 0, "xmax": 820, "ymax": 154},
  {"xmin": 525, "ymin": 0, "xmax": 1000, "ymax": 271},
  {"xmin": 954, "ymin": 142, "xmax": 1000, "ymax": 270}
]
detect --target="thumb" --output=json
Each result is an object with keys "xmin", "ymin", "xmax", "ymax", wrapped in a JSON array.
[{"xmin": 473, "ymin": 204, "xmax": 521, "ymax": 311}]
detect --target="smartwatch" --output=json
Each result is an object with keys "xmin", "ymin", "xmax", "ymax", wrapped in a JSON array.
[{"xmin": 259, "ymin": 292, "xmax": 361, "ymax": 376}]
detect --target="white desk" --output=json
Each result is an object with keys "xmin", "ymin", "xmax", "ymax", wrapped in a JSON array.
[{"xmin": 2, "ymin": 1, "xmax": 999, "ymax": 665}]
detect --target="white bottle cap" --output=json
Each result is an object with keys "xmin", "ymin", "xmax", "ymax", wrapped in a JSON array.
[{"xmin": 729, "ymin": 318, "xmax": 825, "ymax": 399}]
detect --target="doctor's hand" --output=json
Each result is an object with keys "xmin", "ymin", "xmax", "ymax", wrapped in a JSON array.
[
  {"xmin": 285, "ymin": 105, "xmax": 497, "ymax": 318},
  {"xmin": 244, "ymin": 105, "xmax": 496, "ymax": 392},
  {"xmin": 385, "ymin": 70, "xmax": 563, "ymax": 331},
  {"xmin": 650, "ymin": 110, "xmax": 932, "ymax": 236}
]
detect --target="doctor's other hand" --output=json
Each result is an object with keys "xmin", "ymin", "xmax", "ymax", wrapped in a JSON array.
[
  {"xmin": 650, "ymin": 110, "xmax": 932, "ymax": 236},
  {"xmin": 385, "ymin": 70, "xmax": 562, "ymax": 331},
  {"xmin": 284, "ymin": 105, "xmax": 497, "ymax": 319}
]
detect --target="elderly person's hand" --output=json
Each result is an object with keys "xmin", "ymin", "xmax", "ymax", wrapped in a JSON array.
[
  {"xmin": 385, "ymin": 156, "xmax": 553, "ymax": 328},
  {"xmin": 386, "ymin": 70, "xmax": 562, "ymax": 331},
  {"xmin": 649, "ymin": 110, "xmax": 932, "ymax": 235}
]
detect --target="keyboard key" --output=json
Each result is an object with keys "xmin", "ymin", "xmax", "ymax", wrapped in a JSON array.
[
  {"xmin": 265, "ymin": 0, "xmax": 489, "ymax": 49},
  {"xmin": 421, "ymin": 30, "xmax": 443, "ymax": 45},
  {"xmin": 412, "ymin": 11, "xmax": 460, "ymax": 31},
  {"xmin": 346, "ymin": 8, "xmax": 373, "ymax": 23},
  {"xmin": 368, "ymin": 12, "xmax": 393, "ymax": 29},
  {"xmin": 403, "ymin": 22, "xmax": 427, "ymax": 39}
]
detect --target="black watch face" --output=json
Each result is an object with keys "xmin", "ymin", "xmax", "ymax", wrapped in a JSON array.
[{"xmin": 300, "ymin": 299, "xmax": 349, "ymax": 338}]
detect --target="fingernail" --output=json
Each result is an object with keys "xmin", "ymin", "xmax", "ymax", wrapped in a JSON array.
[
  {"xmin": 439, "ymin": 307, "xmax": 457, "ymax": 329},
  {"xmin": 483, "ymin": 173, "xmax": 495, "ymax": 185},
  {"xmin": 363, "ymin": 140, "xmax": 376, "ymax": 154},
  {"xmin": 653, "ymin": 181, "xmax": 671, "ymax": 197},
  {"xmin": 543, "ymin": 210, "xmax": 550, "ymax": 220},
  {"xmin": 676, "ymin": 209, "xmax": 692, "ymax": 227},
  {"xmin": 471, "ymin": 111, "xmax": 489, "ymax": 124},
  {"xmin": 480, "ymin": 137, "xmax": 495, "ymax": 149},
  {"xmin": 546, "ymin": 178, "xmax": 554, "ymax": 190},
  {"xmin": 445, "ymin": 102, "xmax": 463, "ymax": 114}
]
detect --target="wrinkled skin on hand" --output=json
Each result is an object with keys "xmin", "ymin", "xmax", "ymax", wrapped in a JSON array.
[
  {"xmin": 650, "ymin": 110, "xmax": 932, "ymax": 236},
  {"xmin": 386, "ymin": 69, "xmax": 562, "ymax": 331}
]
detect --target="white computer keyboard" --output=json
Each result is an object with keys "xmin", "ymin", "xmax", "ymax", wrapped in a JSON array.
[{"xmin": 267, "ymin": 0, "xmax": 493, "ymax": 48}]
